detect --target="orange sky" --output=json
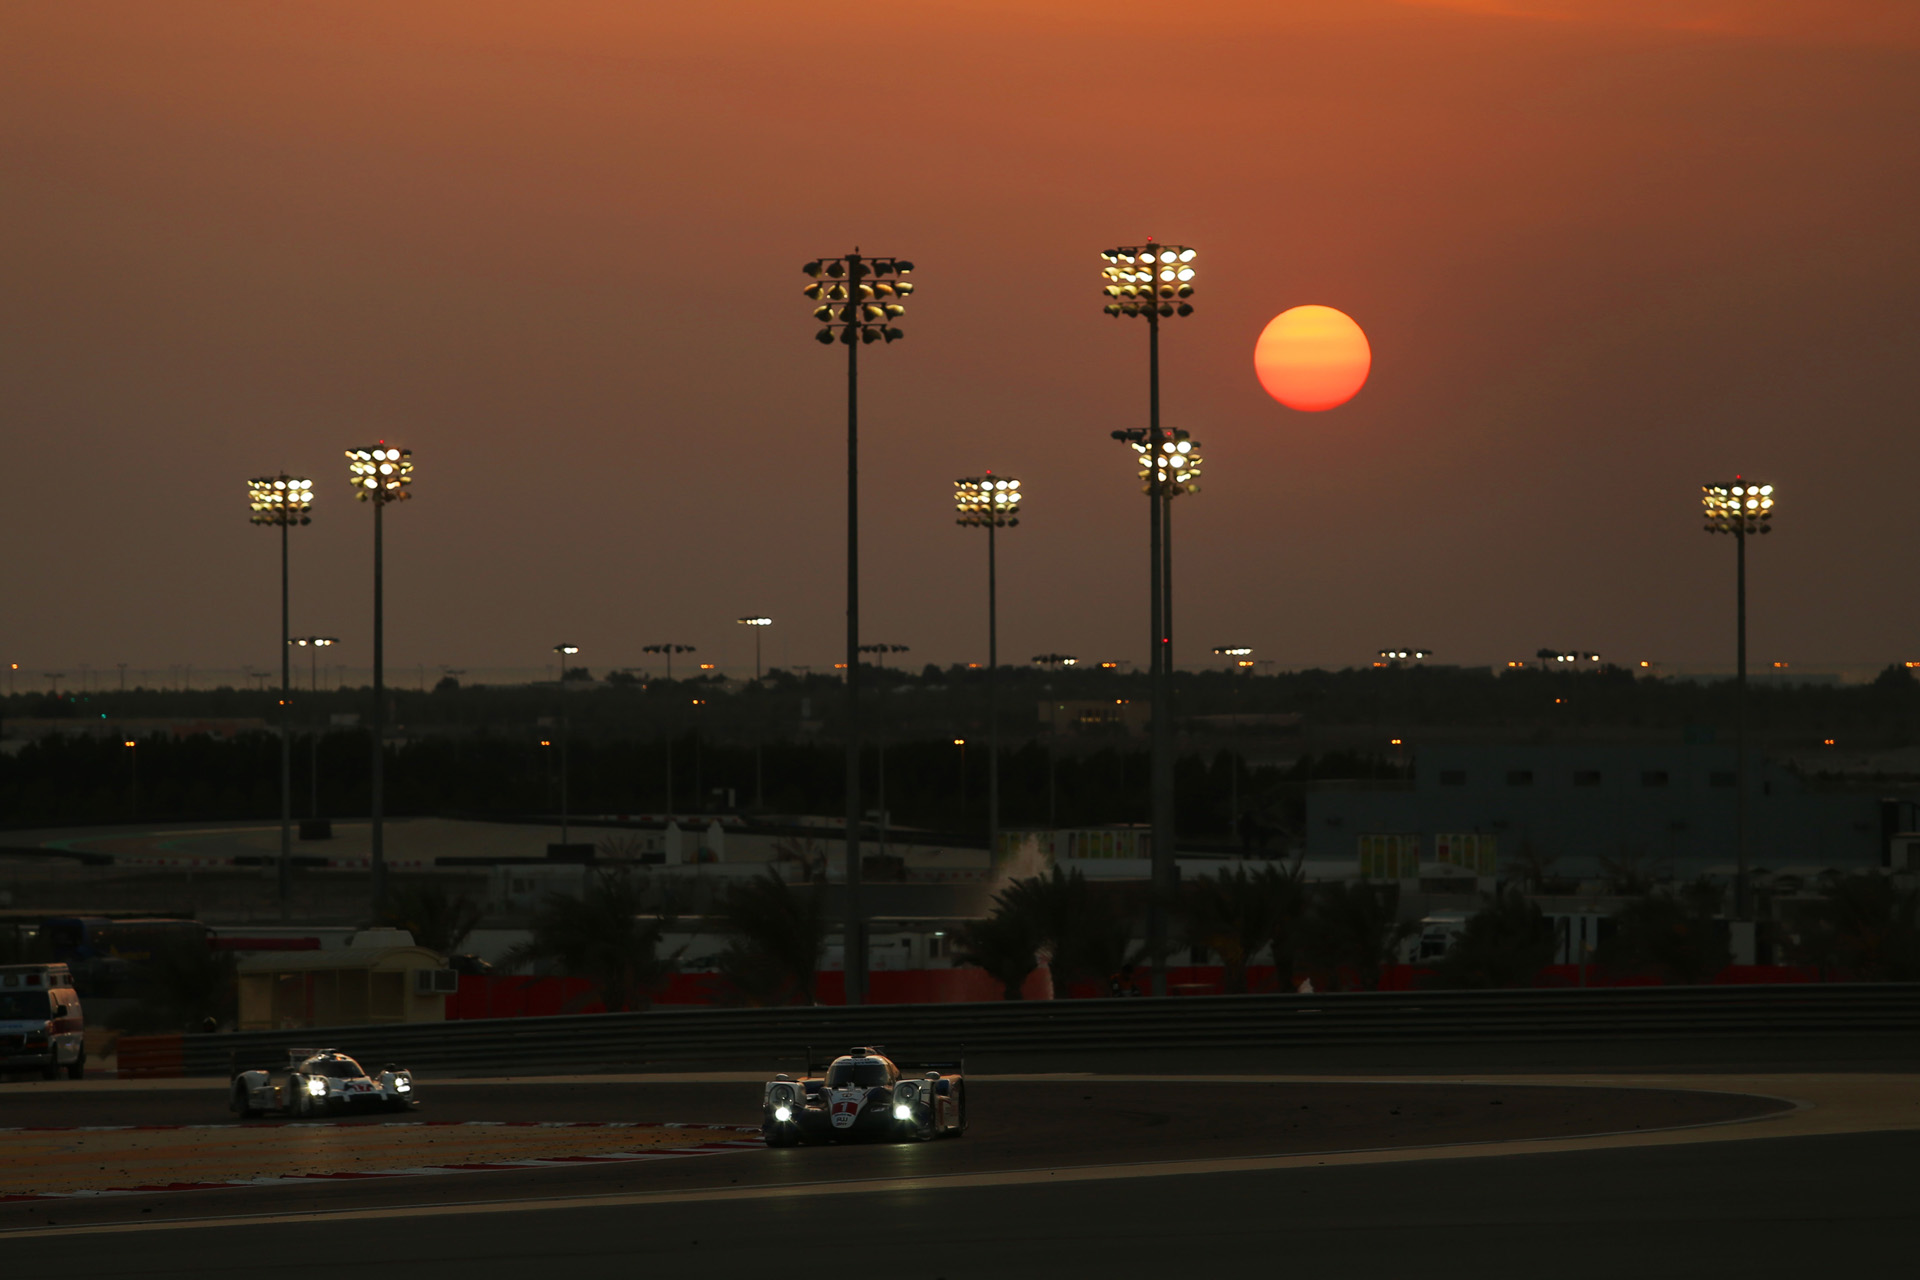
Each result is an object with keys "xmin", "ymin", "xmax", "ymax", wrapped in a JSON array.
[{"xmin": 2, "ymin": 2, "xmax": 1917, "ymax": 677}]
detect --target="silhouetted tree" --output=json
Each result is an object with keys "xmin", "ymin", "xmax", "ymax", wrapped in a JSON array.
[
  {"xmin": 503, "ymin": 867, "xmax": 681, "ymax": 1011},
  {"xmin": 1302, "ymin": 881, "xmax": 1417, "ymax": 991},
  {"xmin": 377, "ymin": 881, "xmax": 483, "ymax": 956},
  {"xmin": 954, "ymin": 907, "xmax": 1043, "ymax": 1000},
  {"xmin": 1431, "ymin": 889, "xmax": 1556, "ymax": 988},
  {"xmin": 1181, "ymin": 862, "xmax": 1307, "ymax": 994},
  {"xmin": 714, "ymin": 872, "xmax": 826, "ymax": 1006},
  {"xmin": 1597, "ymin": 880, "xmax": 1730, "ymax": 984},
  {"xmin": 1792, "ymin": 872, "xmax": 1920, "ymax": 981}
]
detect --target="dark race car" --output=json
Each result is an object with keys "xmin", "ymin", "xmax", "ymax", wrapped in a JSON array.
[{"xmin": 762, "ymin": 1046, "xmax": 966, "ymax": 1146}]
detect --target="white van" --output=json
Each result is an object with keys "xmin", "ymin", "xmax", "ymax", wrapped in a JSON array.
[{"xmin": 0, "ymin": 963, "xmax": 86, "ymax": 1079}]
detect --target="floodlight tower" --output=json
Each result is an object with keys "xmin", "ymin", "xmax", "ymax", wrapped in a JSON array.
[
  {"xmin": 954, "ymin": 474, "xmax": 1022, "ymax": 864},
  {"xmin": 1702, "ymin": 477, "xmax": 1776, "ymax": 918},
  {"xmin": 1101, "ymin": 239, "xmax": 1196, "ymax": 996},
  {"xmin": 346, "ymin": 443, "xmax": 413, "ymax": 912},
  {"xmin": 248, "ymin": 473, "xmax": 314, "ymax": 919},
  {"xmin": 800, "ymin": 248, "xmax": 914, "ymax": 1006},
  {"xmin": 737, "ymin": 617, "xmax": 773, "ymax": 809}
]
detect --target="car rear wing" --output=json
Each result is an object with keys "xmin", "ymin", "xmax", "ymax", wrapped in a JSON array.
[{"xmin": 797, "ymin": 1044, "xmax": 965, "ymax": 1077}]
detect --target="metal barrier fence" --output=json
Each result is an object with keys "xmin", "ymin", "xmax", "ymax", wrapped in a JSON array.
[{"xmin": 117, "ymin": 983, "xmax": 1920, "ymax": 1079}]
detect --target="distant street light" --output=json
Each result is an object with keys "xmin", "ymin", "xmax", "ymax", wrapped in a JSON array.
[
  {"xmin": 1703, "ymin": 476, "xmax": 1776, "ymax": 919},
  {"xmin": 1214, "ymin": 645, "xmax": 1255, "ymax": 672},
  {"xmin": 802, "ymin": 247, "xmax": 915, "ymax": 1007},
  {"xmin": 346, "ymin": 443, "xmax": 413, "ymax": 912},
  {"xmin": 1032, "ymin": 653, "xmax": 1078, "ymax": 670},
  {"xmin": 290, "ymin": 636, "xmax": 338, "ymax": 825},
  {"xmin": 250, "ymin": 472, "xmax": 314, "ymax": 920},
  {"xmin": 123, "ymin": 738, "xmax": 138, "ymax": 819},
  {"xmin": 553, "ymin": 644, "xmax": 579, "ymax": 844},
  {"xmin": 1377, "ymin": 648, "xmax": 1432, "ymax": 662},
  {"xmin": 954, "ymin": 473, "xmax": 1021, "ymax": 861}
]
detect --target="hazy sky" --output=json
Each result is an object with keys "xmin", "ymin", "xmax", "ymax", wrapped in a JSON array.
[{"xmin": 4, "ymin": 1, "xmax": 1917, "ymax": 683}]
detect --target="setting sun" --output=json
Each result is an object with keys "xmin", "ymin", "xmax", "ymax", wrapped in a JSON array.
[{"xmin": 1253, "ymin": 305, "xmax": 1372, "ymax": 412}]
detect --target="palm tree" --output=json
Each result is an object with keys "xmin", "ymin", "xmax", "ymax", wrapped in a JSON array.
[
  {"xmin": 376, "ymin": 880, "xmax": 484, "ymax": 956},
  {"xmin": 1432, "ymin": 889, "xmax": 1556, "ymax": 988},
  {"xmin": 501, "ymin": 866, "xmax": 681, "ymax": 1011},
  {"xmin": 715, "ymin": 871, "xmax": 826, "ymax": 1006},
  {"xmin": 1181, "ymin": 862, "xmax": 1306, "ymax": 994},
  {"xmin": 1792, "ymin": 872, "xmax": 1920, "ymax": 981},
  {"xmin": 1302, "ymin": 880, "xmax": 1417, "ymax": 991},
  {"xmin": 953, "ymin": 909, "xmax": 1042, "ymax": 1000},
  {"xmin": 986, "ymin": 866, "xmax": 1142, "ymax": 997},
  {"xmin": 1597, "ymin": 880, "xmax": 1730, "ymax": 984}
]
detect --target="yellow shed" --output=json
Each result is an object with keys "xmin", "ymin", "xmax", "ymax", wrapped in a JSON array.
[{"xmin": 237, "ymin": 945, "xmax": 453, "ymax": 1031}]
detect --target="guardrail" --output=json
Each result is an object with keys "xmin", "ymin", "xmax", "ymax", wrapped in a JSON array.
[{"xmin": 116, "ymin": 983, "xmax": 1920, "ymax": 1079}]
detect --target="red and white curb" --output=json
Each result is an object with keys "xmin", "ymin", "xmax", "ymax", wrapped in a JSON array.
[{"xmin": 0, "ymin": 1133, "xmax": 766, "ymax": 1202}]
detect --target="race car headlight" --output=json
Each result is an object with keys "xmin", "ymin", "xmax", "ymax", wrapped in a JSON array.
[
  {"xmin": 773, "ymin": 1105, "xmax": 793, "ymax": 1123},
  {"xmin": 394, "ymin": 1077, "xmax": 411, "ymax": 1093},
  {"xmin": 305, "ymin": 1077, "xmax": 327, "ymax": 1097},
  {"xmin": 893, "ymin": 1104, "xmax": 912, "ymax": 1120}
]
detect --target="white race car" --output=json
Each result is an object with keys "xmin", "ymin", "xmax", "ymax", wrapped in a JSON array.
[
  {"xmin": 762, "ymin": 1047, "xmax": 967, "ymax": 1146},
  {"xmin": 229, "ymin": 1048, "xmax": 417, "ymax": 1118}
]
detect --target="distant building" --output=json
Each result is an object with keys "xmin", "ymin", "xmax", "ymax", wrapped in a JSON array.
[{"xmin": 1305, "ymin": 743, "xmax": 1913, "ymax": 882}]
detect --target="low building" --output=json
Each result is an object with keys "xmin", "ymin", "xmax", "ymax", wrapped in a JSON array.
[{"xmin": 236, "ymin": 934, "xmax": 453, "ymax": 1031}]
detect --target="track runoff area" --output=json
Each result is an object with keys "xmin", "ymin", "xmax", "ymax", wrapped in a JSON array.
[{"xmin": 0, "ymin": 1070, "xmax": 1914, "ymax": 1275}]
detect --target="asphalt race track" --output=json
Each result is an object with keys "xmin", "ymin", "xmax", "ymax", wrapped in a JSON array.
[{"xmin": 1, "ymin": 1073, "xmax": 1912, "ymax": 1276}]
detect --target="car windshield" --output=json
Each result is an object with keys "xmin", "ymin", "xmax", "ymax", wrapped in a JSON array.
[
  {"xmin": 0, "ymin": 993, "xmax": 51, "ymax": 1020},
  {"xmin": 308, "ymin": 1057, "xmax": 366, "ymax": 1079},
  {"xmin": 826, "ymin": 1060, "xmax": 892, "ymax": 1088}
]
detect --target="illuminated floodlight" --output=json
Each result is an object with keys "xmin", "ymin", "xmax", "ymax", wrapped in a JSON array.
[
  {"xmin": 1119, "ymin": 428, "xmax": 1202, "ymax": 496},
  {"xmin": 802, "ymin": 252, "xmax": 913, "ymax": 345},
  {"xmin": 346, "ymin": 444, "xmax": 413, "ymax": 503},
  {"xmin": 1701, "ymin": 478, "xmax": 1776, "ymax": 535},
  {"xmin": 1100, "ymin": 241, "xmax": 1195, "ymax": 318},
  {"xmin": 248, "ymin": 474, "xmax": 314, "ymax": 526},
  {"xmin": 737, "ymin": 616, "xmax": 772, "ymax": 627},
  {"xmin": 1213, "ymin": 646, "xmax": 1253, "ymax": 657},
  {"xmin": 954, "ymin": 473, "xmax": 1023, "ymax": 527}
]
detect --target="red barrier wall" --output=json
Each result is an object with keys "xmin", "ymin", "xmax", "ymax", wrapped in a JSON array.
[{"xmin": 447, "ymin": 962, "xmax": 1833, "ymax": 1017}]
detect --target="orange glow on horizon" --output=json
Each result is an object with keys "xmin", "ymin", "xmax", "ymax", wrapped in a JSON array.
[{"xmin": 1254, "ymin": 305, "xmax": 1372, "ymax": 412}]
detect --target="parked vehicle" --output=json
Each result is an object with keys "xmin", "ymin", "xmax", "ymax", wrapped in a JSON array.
[
  {"xmin": 0, "ymin": 963, "xmax": 86, "ymax": 1079},
  {"xmin": 762, "ymin": 1046, "xmax": 966, "ymax": 1146}
]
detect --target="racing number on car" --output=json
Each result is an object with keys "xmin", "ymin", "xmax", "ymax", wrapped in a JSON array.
[{"xmin": 831, "ymin": 1092, "xmax": 861, "ymax": 1128}]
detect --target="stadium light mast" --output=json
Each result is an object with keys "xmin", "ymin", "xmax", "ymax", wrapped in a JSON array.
[
  {"xmin": 1101, "ymin": 239, "xmax": 1195, "ymax": 997},
  {"xmin": 346, "ymin": 443, "xmax": 413, "ymax": 912},
  {"xmin": 800, "ymin": 247, "xmax": 913, "ymax": 1006},
  {"xmin": 954, "ymin": 474, "xmax": 1022, "ymax": 865},
  {"xmin": 1703, "ymin": 477, "xmax": 1776, "ymax": 919},
  {"xmin": 249, "ymin": 473, "xmax": 314, "ymax": 919}
]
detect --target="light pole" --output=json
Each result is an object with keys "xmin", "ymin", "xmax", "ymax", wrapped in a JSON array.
[
  {"xmin": 553, "ymin": 644, "xmax": 579, "ymax": 844},
  {"xmin": 291, "ymin": 636, "xmax": 338, "ymax": 824},
  {"xmin": 955, "ymin": 474, "xmax": 1022, "ymax": 862},
  {"xmin": 737, "ymin": 617, "xmax": 773, "ymax": 811},
  {"xmin": 124, "ymin": 738, "xmax": 138, "ymax": 819},
  {"xmin": 1102, "ymin": 239, "xmax": 1197, "ymax": 996},
  {"xmin": 249, "ymin": 473, "xmax": 314, "ymax": 919},
  {"xmin": 736, "ymin": 617, "xmax": 772, "ymax": 680},
  {"xmin": 642, "ymin": 643, "xmax": 696, "ymax": 681},
  {"xmin": 643, "ymin": 644, "xmax": 695, "ymax": 821},
  {"xmin": 801, "ymin": 247, "xmax": 914, "ymax": 1007},
  {"xmin": 953, "ymin": 737, "xmax": 968, "ymax": 826},
  {"xmin": 1703, "ymin": 477, "xmax": 1775, "ymax": 919},
  {"xmin": 346, "ymin": 443, "xmax": 413, "ymax": 913},
  {"xmin": 858, "ymin": 643, "xmax": 910, "ymax": 860}
]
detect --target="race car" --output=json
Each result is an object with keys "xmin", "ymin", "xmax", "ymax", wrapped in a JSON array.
[
  {"xmin": 228, "ymin": 1048, "xmax": 417, "ymax": 1118},
  {"xmin": 762, "ymin": 1046, "xmax": 966, "ymax": 1146}
]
